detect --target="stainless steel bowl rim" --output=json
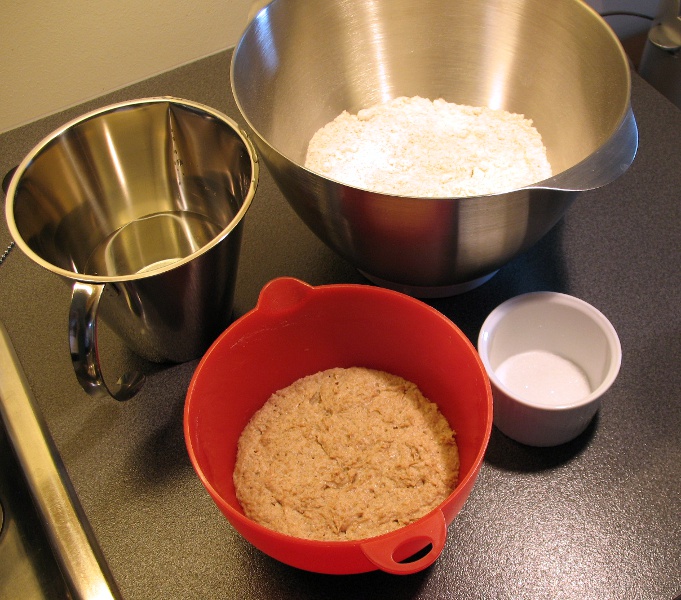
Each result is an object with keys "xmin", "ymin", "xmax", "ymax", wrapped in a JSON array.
[{"xmin": 231, "ymin": 0, "xmax": 637, "ymax": 199}]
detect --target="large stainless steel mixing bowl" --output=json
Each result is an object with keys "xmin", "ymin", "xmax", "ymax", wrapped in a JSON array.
[{"xmin": 232, "ymin": 0, "xmax": 637, "ymax": 296}]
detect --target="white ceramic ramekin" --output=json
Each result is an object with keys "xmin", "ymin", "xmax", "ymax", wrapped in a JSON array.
[{"xmin": 477, "ymin": 292, "xmax": 622, "ymax": 447}]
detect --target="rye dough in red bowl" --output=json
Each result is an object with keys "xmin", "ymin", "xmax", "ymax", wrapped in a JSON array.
[{"xmin": 184, "ymin": 277, "xmax": 492, "ymax": 575}]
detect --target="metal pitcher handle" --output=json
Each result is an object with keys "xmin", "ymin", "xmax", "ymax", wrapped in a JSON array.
[{"xmin": 69, "ymin": 282, "xmax": 145, "ymax": 401}]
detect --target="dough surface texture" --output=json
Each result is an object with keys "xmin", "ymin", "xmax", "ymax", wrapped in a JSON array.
[{"xmin": 234, "ymin": 367, "xmax": 460, "ymax": 541}]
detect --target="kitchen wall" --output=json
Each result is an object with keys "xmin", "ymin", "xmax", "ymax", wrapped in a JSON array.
[
  {"xmin": 1, "ymin": 0, "xmax": 252, "ymax": 134},
  {"xmin": 0, "ymin": 0, "xmax": 660, "ymax": 134}
]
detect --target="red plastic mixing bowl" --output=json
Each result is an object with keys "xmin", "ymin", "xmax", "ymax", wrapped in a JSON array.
[{"xmin": 184, "ymin": 277, "xmax": 492, "ymax": 575}]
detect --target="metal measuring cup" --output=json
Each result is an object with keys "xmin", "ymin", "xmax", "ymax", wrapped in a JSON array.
[{"xmin": 5, "ymin": 98, "xmax": 258, "ymax": 400}]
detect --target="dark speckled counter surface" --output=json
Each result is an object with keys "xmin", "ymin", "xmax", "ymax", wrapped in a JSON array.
[{"xmin": 0, "ymin": 49, "xmax": 680, "ymax": 599}]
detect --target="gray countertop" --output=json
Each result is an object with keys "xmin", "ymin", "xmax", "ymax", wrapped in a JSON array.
[{"xmin": 0, "ymin": 49, "xmax": 680, "ymax": 599}]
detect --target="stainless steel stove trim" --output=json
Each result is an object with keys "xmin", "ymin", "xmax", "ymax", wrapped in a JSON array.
[{"xmin": 0, "ymin": 321, "xmax": 120, "ymax": 600}]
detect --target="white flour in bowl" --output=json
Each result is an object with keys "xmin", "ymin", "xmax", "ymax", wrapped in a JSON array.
[{"xmin": 305, "ymin": 96, "xmax": 552, "ymax": 197}]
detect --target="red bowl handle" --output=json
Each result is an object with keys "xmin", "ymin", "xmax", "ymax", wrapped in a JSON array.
[{"xmin": 359, "ymin": 509, "xmax": 447, "ymax": 575}]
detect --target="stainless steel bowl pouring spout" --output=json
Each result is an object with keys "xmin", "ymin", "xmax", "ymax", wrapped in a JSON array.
[{"xmin": 232, "ymin": 0, "xmax": 637, "ymax": 297}]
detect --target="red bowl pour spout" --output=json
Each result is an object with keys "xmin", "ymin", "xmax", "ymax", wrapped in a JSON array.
[{"xmin": 255, "ymin": 277, "xmax": 315, "ymax": 316}]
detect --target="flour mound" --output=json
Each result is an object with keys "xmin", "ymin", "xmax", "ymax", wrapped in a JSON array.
[{"xmin": 305, "ymin": 96, "xmax": 552, "ymax": 197}]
